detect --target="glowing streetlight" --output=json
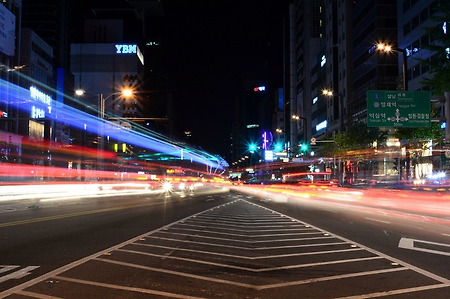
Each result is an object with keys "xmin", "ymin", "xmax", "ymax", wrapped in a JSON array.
[
  {"xmin": 375, "ymin": 42, "xmax": 408, "ymax": 91},
  {"xmin": 322, "ymin": 89, "xmax": 344, "ymax": 131},
  {"xmin": 322, "ymin": 89, "xmax": 333, "ymax": 96}
]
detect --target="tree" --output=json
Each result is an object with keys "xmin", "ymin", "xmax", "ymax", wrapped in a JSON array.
[
  {"xmin": 418, "ymin": 1, "xmax": 450, "ymax": 96},
  {"xmin": 321, "ymin": 123, "xmax": 387, "ymax": 155},
  {"xmin": 394, "ymin": 108, "xmax": 444, "ymax": 143}
]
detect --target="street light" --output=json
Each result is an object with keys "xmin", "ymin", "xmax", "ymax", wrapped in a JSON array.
[
  {"xmin": 292, "ymin": 114, "xmax": 308, "ymax": 155},
  {"xmin": 376, "ymin": 42, "xmax": 408, "ymax": 91},
  {"xmin": 75, "ymin": 88, "xmax": 134, "ymax": 119},
  {"xmin": 75, "ymin": 88, "xmax": 133, "ymax": 172},
  {"xmin": 322, "ymin": 89, "xmax": 344, "ymax": 131}
]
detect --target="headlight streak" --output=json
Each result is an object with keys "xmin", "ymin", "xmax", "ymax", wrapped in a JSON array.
[
  {"xmin": 0, "ymin": 78, "xmax": 227, "ymax": 171},
  {"xmin": 231, "ymin": 184, "xmax": 450, "ymax": 222}
]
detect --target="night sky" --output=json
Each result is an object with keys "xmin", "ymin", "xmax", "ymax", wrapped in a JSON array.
[
  {"xmin": 162, "ymin": 0, "xmax": 287, "ymax": 158},
  {"xmin": 71, "ymin": 0, "xmax": 288, "ymax": 159}
]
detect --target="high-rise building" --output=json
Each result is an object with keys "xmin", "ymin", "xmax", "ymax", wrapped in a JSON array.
[
  {"xmin": 21, "ymin": 0, "xmax": 73, "ymax": 73},
  {"xmin": 288, "ymin": 0, "xmax": 326, "ymax": 156},
  {"xmin": 397, "ymin": 0, "xmax": 442, "ymax": 92}
]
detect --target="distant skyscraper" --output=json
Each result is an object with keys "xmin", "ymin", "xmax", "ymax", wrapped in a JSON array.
[
  {"xmin": 397, "ymin": 0, "xmax": 441, "ymax": 92},
  {"xmin": 22, "ymin": 0, "xmax": 72, "ymax": 70}
]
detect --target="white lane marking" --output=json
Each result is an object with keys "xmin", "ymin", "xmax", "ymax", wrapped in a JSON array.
[
  {"xmin": 94, "ymin": 258, "xmax": 256, "ymax": 289},
  {"xmin": 245, "ymin": 199, "xmax": 450, "ymax": 285},
  {"xmin": 175, "ymin": 222, "xmax": 313, "ymax": 233},
  {"xmin": 336, "ymin": 284, "xmax": 450, "ymax": 299},
  {"xmin": 119, "ymin": 246, "xmax": 364, "ymax": 267},
  {"xmin": 257, "ymin": 267, "xmax": 408, "ymax": 290},
  {"xmin": 365, "ymin": 217, "xmax": 391, "ymax": 224},
  {"xmin": 0, "ymin": 266, "xmax": 19, "ymax": 274},
  {"xmin": 0, "ymin": 266, "xmax": 40, "ymax": 283},
  {"xmin": 53, "ymin": 275, "xmax": 205, "ymax": 299},
  {"xmin": 146, "ymin": 235, "xmax": 336, "ymax": 250},
  {"xmin": 180, "ymin": 219, "xmax": 305, "ymax": 229},
  {"xmin": 16, "ymin": 290, "xmax": 62, "ymax": 299},
  {"xmin": 167, "ymin": 227, "xmax": 321, "ymax": 238},
  {"xmin": 398, "ymin": 237, "xmax": 450, "ymax": 257},
  {"xmin": 157, "ymin": 231, "xmax": 330, "ymax": 243},
  {"xmin": 0, "ymin": 203, "xmax": 228, "ymax": 298},
  {"xmin": 132, "ymin": 241, "xmax": 350, "ymax": 258}
]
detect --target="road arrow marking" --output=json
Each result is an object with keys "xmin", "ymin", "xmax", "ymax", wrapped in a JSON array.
[{"xmin": 0, "ymin": 266, "xmax": 40, "ymax": 283}]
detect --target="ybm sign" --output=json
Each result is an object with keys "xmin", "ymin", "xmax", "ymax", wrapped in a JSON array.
[{"xmin": 367, "ymin": 90, "xmax": 430, "ymax": 128}]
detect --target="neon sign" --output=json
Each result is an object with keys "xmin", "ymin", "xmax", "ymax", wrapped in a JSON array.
[
  {"xmin": 262, "ymin": 131, "xmax": 273, "ymax": 150},
  {"xmin": 115, "ymin": 44, "xmax": 144, "ymax": 65},
  {"xmin": 31, "ymin": 106, "xmax": 45, "ymax": 119},
  {"xmin": 321, "ymin": 55, "xmax": 326, "ymax": 67},
  {"xmin": 115, "ymin": 44, "xmax": 137, "ymax": 54},
  {"xmin": 30, "ymin": 86, "xmax": 52, "ymax": 106},
  {"xmin": 316, "ymin": 120, "xmax": 327, "ymax": 131}
]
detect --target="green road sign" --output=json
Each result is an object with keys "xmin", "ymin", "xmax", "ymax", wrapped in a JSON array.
[{"xmin": 367, "ymin": 90, "xmax": 431, "ymax": 128}]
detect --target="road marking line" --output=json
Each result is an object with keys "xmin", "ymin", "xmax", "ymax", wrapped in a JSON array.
[
  {"xmin": 131, "ymin": 241, "xmax": 350, "ymax": 258},
  {"xmin": 118, "ymin": 246, "xmax": 364, "ymax": 266},
  {"xmin": 174, "ymin": 222, "xmax": 313, "ymax": 233},
  {"xmin": 365, "ymin": 217, "xmax": 391, "ymax": 224},
  {"xmin": 182, "ymin": 219, "xmax": 305, "ymax": 229},
  {"xmin": 336, "ymin": 284, "xmax": 450, "ymax": 299},
  {"xmin": 0, "ymin": 204, "xmax": 225, "ymax": 298},
  {"xmin": 242, "ymin": 199, "xmax": 450, "ymax": 285},
  {"xmin": 145, "ymin": 235, "xmax": 337, "ymax": 250},
  {"xmin": 0, "ymin": 201, "xmax": 164, "ymax": 228},
  {"xmin": 0, "ymin": 266, "xmax": 40, "ymax": 283},
  {"xmin": 109, "ymin": 250, "xmax": 382, "ymax": 273},
  {"xmin": 16, "ymin": 290, "xmax": 62, "ymax": 299},
  {"xmin": 167, "ymin": 227, "xmax": 321, "ymax": 238},
  {"xmin": 94, "ymin": 258, "xmax": 256, "ymax": 288},
  {"xmin": 157, "ymin": 231, "xmax": 328, "ymax": 243},
  {"xmin": 256, "ymin": 267, "xmax": 408, "ymax": 290},
  {"xmin": 398, "ymin": 237, "xmax": 450, "ymax": 257},
  {"xmin": 0, "ymin": 266, "xmax": 19, "ymax": 274},
  {"xmin": 52, "ymin": 275, "xmax": 205, "ymax": 299}
]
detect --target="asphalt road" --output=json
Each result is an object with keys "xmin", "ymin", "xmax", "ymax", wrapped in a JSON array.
[{"xmin": 0, "ymin": 185, "xmax": 449, "ymax": 298}]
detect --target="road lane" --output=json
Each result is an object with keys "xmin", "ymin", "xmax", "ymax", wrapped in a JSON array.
[{"xmin": 2, "ymin": 193, "xmax": 449, "ymax": 298}]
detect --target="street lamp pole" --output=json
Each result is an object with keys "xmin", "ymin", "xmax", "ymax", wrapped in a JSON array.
[
  {"xmin": 292, "ymin": 115, "xmax": 307, "ymax": 152},
  {"xmin": 376, "ymin": 43, "xmax": 408, "ymax": 91},
  {"xmin": 322, "ymin": 90, "xmax": 344, "ymax": 131},
  {"xmin": 76, "ymin": 89, "xmax": 133, "ymax": 173}
]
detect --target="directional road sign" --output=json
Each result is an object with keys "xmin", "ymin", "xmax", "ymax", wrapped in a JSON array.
[{"xmin": 367, "ymin": 90, "xmax": 431, "ymax": 127}]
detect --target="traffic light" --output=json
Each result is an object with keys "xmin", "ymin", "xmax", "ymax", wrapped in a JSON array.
[
  {"xmin": 300, "ymin": 143, "xmax": 308, "ymax": 152},
  {"xmin": 274, "ymin": 143, "xmax": 283, "ymax": 152},
  {"xmin": 249, "ymin": 143, "xmax": 257, "ymax": 152}
]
